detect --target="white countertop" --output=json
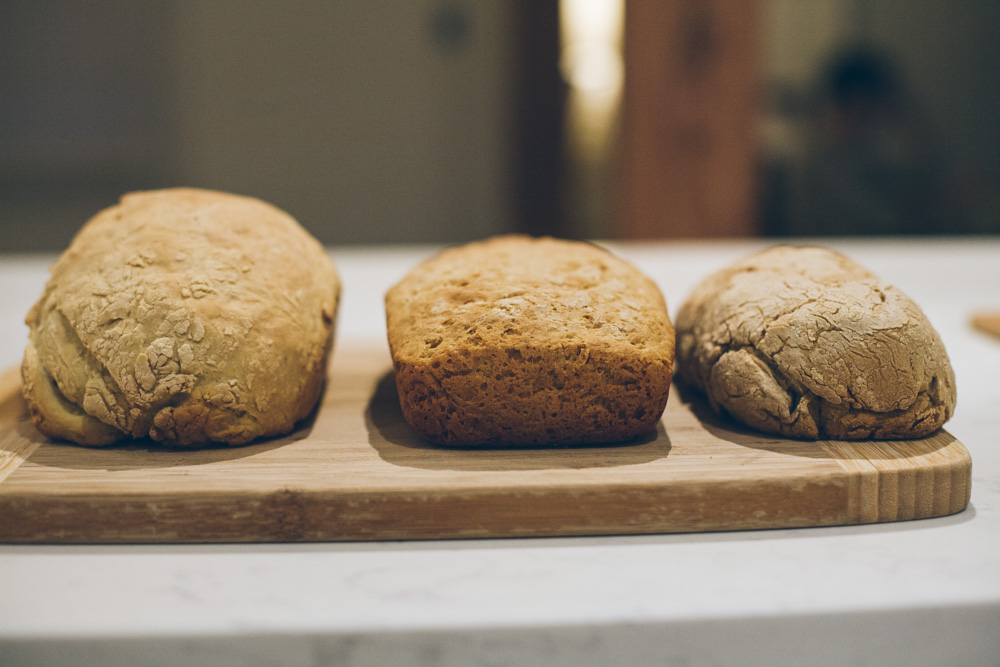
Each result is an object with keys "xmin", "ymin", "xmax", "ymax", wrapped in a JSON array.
[{"xmin": 1, "ymin": 239, "xmax": 999, "ymax": 667}]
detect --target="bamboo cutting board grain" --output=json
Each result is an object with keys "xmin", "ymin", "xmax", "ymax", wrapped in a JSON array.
[{"xmin": 0, "ymin": 342, "xmax": 971, "ymax": 543}]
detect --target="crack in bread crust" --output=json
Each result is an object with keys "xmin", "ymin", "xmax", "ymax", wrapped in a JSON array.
[
  {"xmin": 21, "ymin": 188, "xmax": 340, "ymax": 447},
  {"xmin": 21, "ymin": 344, "xmax": 124, "ymax": 446},
  {"xmin": 675, "ymin": 246, "xmax": 956, "ymax": 440}
]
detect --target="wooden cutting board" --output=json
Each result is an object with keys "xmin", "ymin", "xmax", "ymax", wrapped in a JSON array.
[{"xmin": 0, "ymin": 342, "xmax": 971, "ymax": 543}]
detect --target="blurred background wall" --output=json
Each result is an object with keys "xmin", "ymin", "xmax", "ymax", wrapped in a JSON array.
[
  {"xmin": 1, "ymin": 0, "xmax": 515, "ymax": 251},
  {"xmin": 1, "ymin": 0, "xmax": 998, "ymax": 252},
  {"xmin": 759, "ymin": 0, "xmax": 1000, "ymax": 236}
]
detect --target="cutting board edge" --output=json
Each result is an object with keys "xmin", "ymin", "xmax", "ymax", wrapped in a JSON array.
[{"xmin": 0, "ymin": 467, "xmax": 970, "ymax": 544}]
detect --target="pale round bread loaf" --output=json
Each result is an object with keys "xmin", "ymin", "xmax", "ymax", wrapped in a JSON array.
[{"xmin": 22, "ymin": 188, "xmax": 340, "ymax": 447}]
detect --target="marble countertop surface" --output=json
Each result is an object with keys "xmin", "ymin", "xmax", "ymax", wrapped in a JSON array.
[{"xmin": 1, "ymin": 238, "xmax": 998, "ymax": 667}]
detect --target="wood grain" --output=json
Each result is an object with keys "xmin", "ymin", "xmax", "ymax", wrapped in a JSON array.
[{"xmin": 0, "ymin": 341, "xmax": 971, "ymax": 543}]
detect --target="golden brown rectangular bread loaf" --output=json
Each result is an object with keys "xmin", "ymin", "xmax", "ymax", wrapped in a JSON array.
[{"xmin": 385, "ymin": 235, "xmax": 674, "ymax": 446}]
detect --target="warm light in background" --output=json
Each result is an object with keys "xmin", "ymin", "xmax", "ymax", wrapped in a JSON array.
[
  {"xmin": 559, "ymin": 0, "xmax": 625, "ymax": 237},
  {"xmin": 559, "ymin": 0, "xmax": 624, "ymax": 96}
]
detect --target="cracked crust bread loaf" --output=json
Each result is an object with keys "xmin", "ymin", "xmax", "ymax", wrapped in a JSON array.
[
  {"xmin": 22, "ymin": 188, "xmax": 340, "ymax": 447},
  {"xmin": 675, "ymin": 245, "xmax": 956, "ymax": 439},
  {"xmin": 385, "ymin": 235, "xmax": 674, "ymax": 446}
]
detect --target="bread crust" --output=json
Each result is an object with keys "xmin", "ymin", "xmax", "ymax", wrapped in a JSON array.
[
  {"xmin": 22, "ymin": 188, "xmax": 340, "ymax": 447},
  {"xmin": 385, "ymin": 236, "xmax": 674, "ymax": 446},
  {"xmin": 675, "ymin": 245, "xmax": 956, "ymax": 439}
]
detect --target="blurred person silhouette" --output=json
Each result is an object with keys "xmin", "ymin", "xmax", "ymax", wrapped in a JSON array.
[{"xmin": 789, "ymin": 46, "xmax": 955, "ymax": 236}]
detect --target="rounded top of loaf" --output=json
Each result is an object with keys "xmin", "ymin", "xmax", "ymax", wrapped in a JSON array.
[
  {"xmin": 385, "ymin": 235, "xmax": 673, "ymax": 363},
  {"xmin": 59, "ymin": 187, "xmax": 327, "ymax": 269},
  {"xmin": 48, "ymin": 188, "xmax": 338, "ymax": 332}
]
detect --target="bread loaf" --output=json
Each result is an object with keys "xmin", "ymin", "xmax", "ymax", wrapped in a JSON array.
[
  {"xmin": 22, "ymin": 188, "xmax": 340, "ymax": 447},
  {"xmin": 675, "ymin": 245, "xmax": 956, "ymax": 439},
  {"xmin": 385, "ymin": 236, "xmax": 675, "ymax": 446}
]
